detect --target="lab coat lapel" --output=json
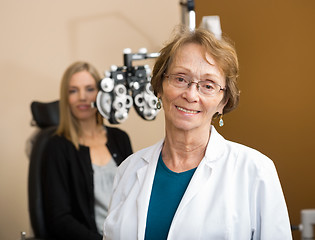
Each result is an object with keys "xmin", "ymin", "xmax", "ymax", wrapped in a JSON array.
[
  {"xmin": 136, "ymin": 140, "xmax": 163, "ymax": 239},
  {"xmin": 173, "ymin": 126, "xmax": 226, "ymax": 220},
  {"xmin": 174, "ymin": 158, "xmax": 213, "ymax": 217},
  {"xmin": 136, "ymin": 165, "xmax": 150, "ymax": 239}
]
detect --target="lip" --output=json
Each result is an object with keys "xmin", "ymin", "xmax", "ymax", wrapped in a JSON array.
[
  {"xmin": 77, "ymin": 104, "xmax": 90, "ymax": 110},
  {"xmin": 176, "ymin": 105, "xmax": 200, "ymax": 114}
]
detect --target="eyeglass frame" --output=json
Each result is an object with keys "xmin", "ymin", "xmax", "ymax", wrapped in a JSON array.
[{"xmin": 163, "ymin": 73, "xmax": 226, "ymax": 96}]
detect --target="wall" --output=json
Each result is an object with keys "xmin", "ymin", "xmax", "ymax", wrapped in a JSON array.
[
  {"xmin": 0, "ymin": 1, "xmax": 180, "ymax": 239},
  {"xmin": 195, "ymin": 0, "xmax": 315, "ymax": 239}
]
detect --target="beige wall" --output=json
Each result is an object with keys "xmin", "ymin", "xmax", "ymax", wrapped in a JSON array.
[
  {"xmin": 0, "ymin": 1, "xmax": 179, "ymax": 239},
  {"xmin": 196, "ymin": 0, "xmax": 315, "ymax": 239}
]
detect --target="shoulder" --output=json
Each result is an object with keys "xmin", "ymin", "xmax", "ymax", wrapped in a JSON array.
[
  {"xmin": 47, "ymin": 134, "xmax": 71, "ymax": 147},
  {"xmin": 45, "ymin": 134, "xmax": 77, "ymax": 155},
  {"xmin": 117, "ymin": 140, "xmax": 163, "ymax": 174},
  {"xmin": 225, "ymin": 140, "xmax": 277, "ymax": 176},
  {"xmin": 106, "ymin": 125, "xmax": 128, "ymax": 135},
  {"xmin": 211, "ymin": 127, "xmax": 274, "ymax": 169},
  {"xmin": 228, "ymin": 140, "xmax": 271, "ymax": 161},
  {"xmin": 210, "ymin": 127, "xmax": 278, "ymax": 180},
  {"xmin": 111, "ymin": 141, "xmax": 163, "ymax": 199},
  {"xmin": 105, "ymin": 125, "xmax": 131, "ymax": 140},
  {"xmin": 105, "ymin": 125, "xmax": 133, "ymax": 159}
]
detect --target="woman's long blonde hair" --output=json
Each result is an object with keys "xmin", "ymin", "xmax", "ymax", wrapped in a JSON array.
[{"xmin": 56, "ymin": 61, "xmax": 103, "ymax": 149}]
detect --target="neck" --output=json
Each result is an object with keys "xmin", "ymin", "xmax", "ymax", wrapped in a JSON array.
[
  {"xmin": 162, "ymin": 125, "xmax": 211, "ymax": 172},
  {"xmin": 78, "ymin": 118, "xmax": 106, "ymax": 147},
  {"xmin": 79, "ymin": 118, "xmax": 101, "ymax": 137}
]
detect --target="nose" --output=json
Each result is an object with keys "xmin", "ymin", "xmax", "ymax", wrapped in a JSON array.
[
  {"xmin": 188, "ymin": 81, "xmax": 200, "ymax": 91},
  {"xmin": 183, "ymin": 82, "xmax": 199, "ymax": 102},
  {"xmin": 79, "ymin": 89, "xmax": 86, "ymax": 100}
]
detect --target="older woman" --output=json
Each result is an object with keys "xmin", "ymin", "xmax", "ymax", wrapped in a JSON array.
[
  {"xmin": 103, "ymin": 27, "xmax": 292, "ymax": 239},
  {"xmin": 42, "ymin": 61, "xmax": 133, "ymax": 240}
]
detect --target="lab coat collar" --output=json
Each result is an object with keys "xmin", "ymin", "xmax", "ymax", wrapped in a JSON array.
[
  {"xmin": 141, "ymin": 139, "xmax": 164, "ymax": 164},
  {"xmin": 136, "ymin": 125, "xmax": 227, "ymax": 179},
  {"xmin": 139, "ymin": 126, "xmax": 226, "ymax": 163},
  {"xmin": 204, "ymin": 125, "xmax": 227, "ymax": 163}
]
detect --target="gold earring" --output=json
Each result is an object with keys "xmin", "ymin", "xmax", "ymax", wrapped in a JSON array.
[
  {"xmin": 156, "ymin": 98, "xmax": 162, "ymax": 109},
  {"xmin": 219, "ymin": 114, "xmax": 224, "ymax": 127}
]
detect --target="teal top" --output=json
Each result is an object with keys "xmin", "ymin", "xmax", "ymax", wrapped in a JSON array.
[{"xmin": 144, "ymin": 153, "xmax": 197, "ymax": 240}]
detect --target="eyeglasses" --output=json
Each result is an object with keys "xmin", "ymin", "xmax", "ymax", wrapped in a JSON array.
[{"xmin": 164, "ymin": 74, "xmax": 225, "ymax": 96}]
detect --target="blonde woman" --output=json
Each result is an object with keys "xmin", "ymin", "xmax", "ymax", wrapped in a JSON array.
[{"xmin": 42, "ymin": 61, "xmax": 133, "ymax": 240}]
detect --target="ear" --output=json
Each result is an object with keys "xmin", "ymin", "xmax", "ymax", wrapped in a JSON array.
[{"xmin": 218, "ymin": 98, "xmax": 228, "ymax": 115}]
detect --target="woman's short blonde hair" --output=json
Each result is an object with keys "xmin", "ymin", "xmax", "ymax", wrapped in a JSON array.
[
  {"xmin": 151, "ymin": 26, "xmax": 240, "ymax": 116},
  {"xmin": 56, "ymin": 61, "xmax": 103, "ymax": 148}
]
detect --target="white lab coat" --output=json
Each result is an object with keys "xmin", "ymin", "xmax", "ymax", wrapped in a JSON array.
[{"xmin": 103, "ymin": 126, "xmax": 292, "ymax": 240}]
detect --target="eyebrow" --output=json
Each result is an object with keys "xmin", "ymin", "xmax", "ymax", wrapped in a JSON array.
[
  {"xmin": 202, "ymin": 73, "xmax": 221, "ymax": 81},
  {"xmin": 171, "ymin": 67, "xmax": 221, "ymax": 81},
  {"xmin": 68, "ymin": 84, "xmax": 96, "ymax": 88}
]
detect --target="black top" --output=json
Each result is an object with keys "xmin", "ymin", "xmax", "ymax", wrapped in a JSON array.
[{"xmin": 42, "ymin": 126, "xmax": 133, "ymax": 240}]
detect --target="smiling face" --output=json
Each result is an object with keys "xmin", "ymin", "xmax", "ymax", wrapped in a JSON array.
[
  {"xmin": 159, "ymin": 43, "xmax": 226, "ymax": 133},
  {"xmin": 68, "ymin": 70, "xmax": 98, "ymax": 122}
]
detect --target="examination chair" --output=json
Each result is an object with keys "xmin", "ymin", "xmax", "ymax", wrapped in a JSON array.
[{"xmin": 24, "ymin": 100, "xmax": 59, "ymax": 240}]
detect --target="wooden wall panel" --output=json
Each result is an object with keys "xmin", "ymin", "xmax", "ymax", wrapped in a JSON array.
[{"xmin": 195, "ymin": 1, "xmax": 315, "ymax": 239}]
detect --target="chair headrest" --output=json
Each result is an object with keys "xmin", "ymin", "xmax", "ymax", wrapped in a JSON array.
[{"xmin": 31, "ymin": 100, "xmax": 59, "ymax": 128}]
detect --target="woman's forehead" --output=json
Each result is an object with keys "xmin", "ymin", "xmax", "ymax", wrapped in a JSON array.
[{"xmin": 171, "ymin": 44, "xmax": 219, "ymax": 69}]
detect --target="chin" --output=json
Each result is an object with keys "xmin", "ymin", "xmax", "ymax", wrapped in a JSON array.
[
  {"xmin": 75, "ymin": 114, "xmax": 95, "ymax": 121},
  {"xmin": 171, "ymin": 120, "xmax": 199, "ymax": 131}
]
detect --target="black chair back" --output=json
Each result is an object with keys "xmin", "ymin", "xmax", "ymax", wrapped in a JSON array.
[
  {"xmin": 30, "ymin": 101, "xmax": 59, "ymax": 128},
  {"xmin": 28, "ymin": 100, "xmax": 59, "ymax": 239}
]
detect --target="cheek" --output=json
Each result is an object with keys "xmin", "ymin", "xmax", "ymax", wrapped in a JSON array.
[
  {"xmin": 89, "ymin": 90, "xmax": 97, "ymax": 97},
  {"xmin": 87, "ymin": 91, "xmax": 98, "ymax": 102},
  {"xmin": 203, "ymin": 96, "xmax": 225, "ymax": 113},
  {"xmin": 161, "ymin": 83, "xmax": 180, "ymax": 101},
  {"xmin": 217, "ymin": 96, "xmax": 227, "ymax": 111},
  {"xmin": 68, "ymin": 95, "xmax": 79, "ymax": 114},
  {"xmin": 68, "ymin": 95, "xmax": 76, "ymax": 106},
  {"xmin": 213, "ymin": 99, "xmax": 226, "ymax": 114},
  {"xmin": 161, "ymin": 91, "xmax": 177, "ymax": 111}
]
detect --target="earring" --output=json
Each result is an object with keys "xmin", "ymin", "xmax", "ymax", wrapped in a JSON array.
[
  {"xmin": 156, "ymin": 98, "xmax": 162, "ymax": 110},
  {"xmin": 219, "ymin": 114, "xmax": 224, "ymax": 127}
]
